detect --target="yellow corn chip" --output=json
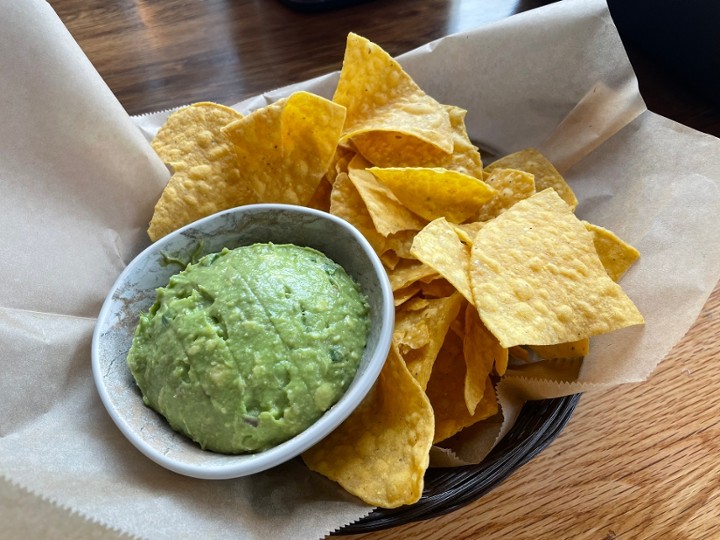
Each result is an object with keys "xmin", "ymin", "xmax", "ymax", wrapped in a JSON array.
[
  {"xmin": 323, "ymin": 145, "xmax": 355, "ymax": 185},
  {"xmin": 474, "ymin": 168, "xmax": 536, "ymax": 221},
  {"xmin": 402, "ymin": 292, "xmax": 465, "ymax": 389},
  {"xmin": 302, "ymin": 344, "xmax": 434, "ymax": 508},
  {"xmin": 452, "ymin": 221, "xmax": 485, "ymax": 244},
  {"xmin": 387, "ymin": 259, "xmax": 438, "ymax": 291},
  {"xmin": 410, "ymin": 218, "xmax": 473, "ymax": 304},
  {"xmin": 469, "ymin": 189, "xmax": 644, "ymax": 348},
  {"xmin": 584, "ymin": 221, "xmax": 640, "ymax": 281},
  {"xmin": 350, "ymin": 105, "xmax": 483, "ymax": 178},
  {"xmin": 394, "ymin": 303, "xmax": 431, "ymax": 354},
  {"xmin": 426, "ymin": 329, "xmax": 499, "ymax": 443},
  {"xmin": 347, "ymin": 169, "xmax": 427, "ymax": 236},
  {"xmin": 530, "ymin": 339, "xmax": 589, "ymax": 359},
  {"xmin": 465, "ymin": 303, "xmax": 509, "ymax": 384},
  {"xmin": 329, "ymin": 173, "xmax": 387, "ymax": 256},
  {"xmin": 148, "ymin": 102, "xmax": 246, "ymax": 241},
  {"xmin": 223, "ymin": 91, "xmax": 346, "ymax": 206},
  {"xmin": 334, "ymin": 33, "xmax": 454, "ymax": 156},
  {"xmin": 384, "ymin": 230, "xmax": 417, "ymax": 260},
  {"xmin": 306, "ymin": 177, "xmax": 332, "ymax": 212},
  {"xmin": 369, "ymin": 167, "xmax": 496, "ymax": 223},
  {"xmin": 485, "ymin": 148, "xmax": 577, "ymax": 210},
  {"xmin": 394, "ymin": 283, "xmax": 422, "ymax": 307},
  {"xmin": 419, "ymin": 278, "xmax": 458, "ymax": 299}
]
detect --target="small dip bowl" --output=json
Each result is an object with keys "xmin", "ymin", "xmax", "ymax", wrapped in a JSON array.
[{"xmin": 91, "ymin": 204, "xmax": 394, "ymax": 479}]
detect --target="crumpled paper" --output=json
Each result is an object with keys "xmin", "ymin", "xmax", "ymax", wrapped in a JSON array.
[{"xmin": 1, "ymin": 0, "xmax": 719, "ymax": 538}]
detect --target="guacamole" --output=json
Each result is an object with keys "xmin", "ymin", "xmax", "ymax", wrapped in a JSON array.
[{"xmin": 126, "ymin": 243, "xmax": 370, "ymax": 454}]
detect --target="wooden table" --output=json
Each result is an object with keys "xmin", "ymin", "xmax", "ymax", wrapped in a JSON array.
[{"xmin": 48, "ymin": 0, "xmax": 720, "ymax": 538}]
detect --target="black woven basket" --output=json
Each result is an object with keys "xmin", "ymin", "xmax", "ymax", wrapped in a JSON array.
[{"xmin": 333, "ymin": 393, "xmax": 582, "ymax": 534}]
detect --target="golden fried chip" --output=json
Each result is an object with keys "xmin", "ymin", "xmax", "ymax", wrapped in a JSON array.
[
  {"xmin": 334, "ymin": 33, "xmax": 454, "ymax": 156},
  {"xmin": 584, "ymin": 221, "xmax": 640, "ymax": 281},
  {"xmin": 324, "ymin": 145, "xmax": 355, "ymax": 185},
  {"xmin": 347, "ymin": 169, "xmax": 426, "ymax": 236},
  {"xmin": 474, "ymin": 168, "xmax": 536, "ymax": 221},
  {"xmin": 223, "ymin": 91, "xmax": 346, "ymax": 205},
  {"xmin": 530, "ymin": 338, "xmax": 589, "ymax": 359},
  {"xmin": 369, "ymin": 167, "xmax": 496, "ymax": 223},
  {"xmin": 469, "ymin": 189, "xmax": 645, "ymax": 348},
  {"xmin": 387, "ymin": 259, "xmax": 438, "ymax": 291},
  {"xmin": 394, "ymin": 283, "xmax": 422, "ymax": 306},
  {"xmin": 426, "ymin": 329, "xmax": 499, "ymax": 443},
  {"xmin": 452, "ymin": 221, "xmax": 485, "ymax": 244},
  {"xmin": 306, "ymin": 177, "xmax": 332, "ymax": 212},
  {"xmin": 465, "ymin": 303, "xmax": 509, "ymax": 384},
  {"xmin": 402, "ymin": 292, "xmax": 465, "ymax": 389},
  {"xmin": 410, "ymin": 218, "xmax": 473, "ymax": 304},
  {"xmin": 485, "ymin": 148, "xmax": 577, "ymax": 210},
  {"xmin": 350, "ymin": 105, "xmax": 483, "ymax": 177},
  {"xmin": 302, "ymin": 344, "xmax": 434, "ymax": 508},
  {"xmin": 329, "ymin": 173, "xmax": 387, "ymax": 255},
  {"xmin": 148, "ymin": 102, "xmax": 245, "ymax": 241},
  {"xmin": 384, "ymin": 230, "xmax": 417, "ymax": 260},
  {"xmin": 419, "ymin": 278, "xmax": 458, "ymax": 299}
]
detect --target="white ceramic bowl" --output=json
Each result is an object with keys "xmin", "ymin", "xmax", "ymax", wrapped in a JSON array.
[{"xmin": 91, "ymin": 204, "xmax": 394, "ymax": 479}]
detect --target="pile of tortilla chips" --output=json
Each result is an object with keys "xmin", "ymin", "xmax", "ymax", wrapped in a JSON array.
[{"xmin": 145, "ymin": 32, "xmax": 644, "ymax": 509}]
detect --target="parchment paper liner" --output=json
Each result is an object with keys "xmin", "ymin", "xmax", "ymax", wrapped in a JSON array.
[{"xmin": 2, "ymin": 0, "xmax": 720, "ymax": 538}]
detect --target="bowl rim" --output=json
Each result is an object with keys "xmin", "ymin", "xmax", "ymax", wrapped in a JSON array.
[{"xmin": 91, "ymin": 203, "xmax": 395, "ymax": 479}]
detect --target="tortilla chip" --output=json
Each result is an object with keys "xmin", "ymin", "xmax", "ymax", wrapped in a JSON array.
[
  {"xmin": 387, "ymin": 259, "xmax": 438, "ymax": 291},
  {"xmin": 452, "ymin": 221, "xmax": 485, "ymax": 244},
  {"xmin": 347, "ymin": 169, "xmax": 426, "ymax": 236},
  {"xmin": 302, "ymin": 344, "xmax": 434, "ymax": 508},
  {"xmin": 148, "ymin": 102, "xmax": 246, "ymax": 240},
  {"xmin": 474, "ymin": 168, "xmax": 536, "ymax": 221},
  {"xmin": 465, "ymin": 303, "xmax": 509, "ymax": 381},
  {"xmin": 306, "ymin": 177, "xmax": 333, "ymax": 212},
  {"xmin": 469, "ymin": 189, "xmax": 644, "ymax": 348},
  {"xmin": 329, "ymin": 173, "xmax": 387, "ymax": 256},
  {"xmin": 485, "ymin": 148, "xmax": 577, "ymax": 210},
  {"xmin": 410, "ymin": 218, "xmax": 473, "ymax": 304},
  {"xmin": 349, "ymin": 105, "xmax": 484, "ymax": 178},
  {"xmin": 334, "ymin": 33, "xmax": 454, "ymax": 156},
  {"xmin": 401, "ymin": 292, "xmax": 465, "ymax": 389},
  {"xmin": 419, "ymin": 278, "xmax": 459, "ymax": 299},
  {"xmin": 223, "ymin": 91, "xmax": 346, "ymax": 206},
  {"xmin": 324, "ymin": 145, "xmax": 355, "ymax": 185},
  {"xmin": 584, "ymin": 221, "xmax": 640, "ymax": 281},
  {"xmin": 369, "ymin": 167, "xmax": 496, "ymax": 223},
  {"xmin": 426, "ymin": 329, "xmax": 499, "ymax": 443}
]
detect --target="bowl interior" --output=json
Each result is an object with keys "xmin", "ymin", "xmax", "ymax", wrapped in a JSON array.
[{"xmin": 91, "ymin": 204, "xmax": 393, "ymax": 479}]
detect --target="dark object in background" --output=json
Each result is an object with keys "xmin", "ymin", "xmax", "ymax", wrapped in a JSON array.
[
  {"xmin": 607, "ymin": 0, "xmax": 720, "ymax": 108},
  {"xmin": 279, "ymin": 0, "xmax": 372, "ymax": 12}
]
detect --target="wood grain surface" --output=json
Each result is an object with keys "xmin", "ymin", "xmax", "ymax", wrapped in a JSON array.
[{"xmin": 47, "ymin": 0, "xmax": 720, "ymax": 538}]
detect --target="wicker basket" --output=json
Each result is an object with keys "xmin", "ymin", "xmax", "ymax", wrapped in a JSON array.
[{"xmin": 333, "ymin": 393, "xmax": 582, "ymax": 534}]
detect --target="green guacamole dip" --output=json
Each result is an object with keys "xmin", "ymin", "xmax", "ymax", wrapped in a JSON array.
[{"xmin": 127, "ymin": 243, "xmax": 370, "ymax": 454}]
